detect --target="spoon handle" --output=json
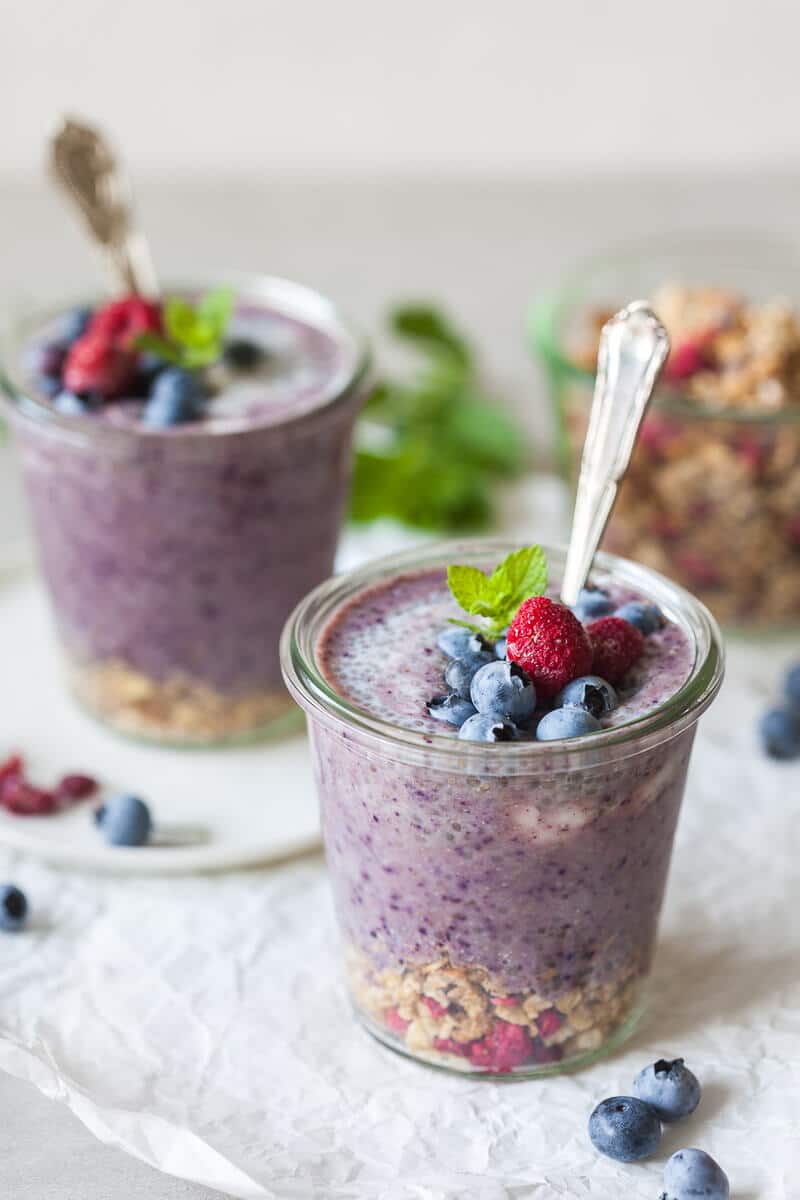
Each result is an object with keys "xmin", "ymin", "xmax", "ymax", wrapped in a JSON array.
[
  {"xmin": 560, "ymin": 301, "xmax": 670, "ymax": 607},
  {"xmin": 49, "ymin": 116, "xmax": 158, "ymax": 297}
]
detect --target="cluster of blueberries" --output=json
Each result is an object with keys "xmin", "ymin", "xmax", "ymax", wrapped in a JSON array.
[
  {"xmin": 427, "ymin": 588, "xmax": 661, "ymax": 743},
  {"xmin": 589, "ymin": 1058, "xmax": 729, "ymax": 1199},
  {"xmin": 759, "ymin": 663, "xmax": 800, "ymax": 760},
  {"xmin": 25, "ymin": 304, "xmax": 263, "ymax": 428}
]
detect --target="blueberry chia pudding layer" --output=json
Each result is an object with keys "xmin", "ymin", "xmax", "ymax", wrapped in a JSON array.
[
  {"xmin": 285, "ymin": 542, "xmax": 723, "ymax": 1075},
  {"xmin": 5, "ymin": 280, "xmax": 367, "ymax": 743}
]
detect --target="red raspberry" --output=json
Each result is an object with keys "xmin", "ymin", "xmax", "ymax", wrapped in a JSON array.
[
  {"xmin": 0, "ymin": 755, "xmax": 24, "ymax": 788},
  {"xmin": 63, "ymin": 333, "xmax": 137, "ymax": 397},
  {"xmin": 2, "ymin": 779, "xmax": 57, "ymax": 816},
  {"xmin": 587, "ymin": 616, "xmax": 644, "ymax": 684},
  {"xmin": 535, "ymin": 1008, "xmax": 562, "ymax": 1039},
  {"xmin": 468, "ymin": 1020, "xmax": 534, "ymax": 1073},
  {"xmin": 663, "ymin": 339, "xmax": 706, "ymax": 382},
  {"xmin": 506, "ymin": 597, "xmax": 592, "ymax": 699},
  {"xmin": 421, "ymin": 996, "xmax": 449, "ymax": 1019},
  {"xmin": 56, "ymin": 774, "xmax": 99, "ymax": 802},
  {"xmin": 384, "ymin": 1007, "xmax": 410, "ymax": 1034},
  {"xmin": 90, "ymin": 296, "xmax": 162, "ymax": 350},
  {"xmin": 433, "ymin": 1037, "xmax": 472, "ymax": 1057}
]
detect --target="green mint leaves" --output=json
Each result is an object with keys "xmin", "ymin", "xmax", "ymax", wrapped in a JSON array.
[
  {"xmin": 135, "ymin": 288, "xmax": 234, "ymax": 369},
  {"xmin": 349, "ymin": 303, "xmax": 526, "ymax": 531},
  {"xmin": 447, "ymin": 545, "xmax": 547, "ymax": 639}
]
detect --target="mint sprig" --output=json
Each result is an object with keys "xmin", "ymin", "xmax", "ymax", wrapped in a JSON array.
[
  {"xmin": 349, "ymin": 303, "xmax": 526, "ymax": 532},
  {"xmin": 135, "ymin": 288, "xmax": 234, "ymax": 369},
  {"xmin": 447, "ymin": 545, "xmax": 547, "ymax": 639}
]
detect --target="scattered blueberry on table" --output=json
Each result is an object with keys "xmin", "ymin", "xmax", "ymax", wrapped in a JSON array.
[
  {"xmin": 758, "ymin": 660, "xmax": 800, "ymax": 760},
  {"xmin": 633, "ymin": 1057, "xmax": 701, "ymax": 1121},
  {"xmin": 661, "ymin": 1148, "xmax": 729, "ymax": 1200},
  {"xmin": 95, "ymin": 794, "xmax": 152, "ymax": 847},
  {"xmin": 0, "ymin": 884, "xmax": 28, "ymax": 932},
  {"xmin": 587, "ymin": 1095, "xmax": 662, "ymax": 1162}
]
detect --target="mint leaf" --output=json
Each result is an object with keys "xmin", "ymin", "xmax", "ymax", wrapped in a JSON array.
[
  {"xmin": 446, "ymin": 565, "xmax": 497, "ymax": 618},
  {"xmin": 198, "ymin": 287, "xmax": 234, "ymax": 334},
  {"xmin": 446, "ymin": 546, "xmax": 548, "ymax": 637},
  {"xmin": 134, "ymin": 331, "xmax": 181, "ymax": 365},
  {"xmin": 389, "ymin": 304, "xmax": 471, "ymax": 368},
  {"xmin": 489, "ymin": 546, "xmax": 547, "ymax": 617}
]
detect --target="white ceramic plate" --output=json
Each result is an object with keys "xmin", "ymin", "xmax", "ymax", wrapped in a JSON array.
[{"xmin": 0, "ymin": 566, "xmax": 321, "ymax": 874}]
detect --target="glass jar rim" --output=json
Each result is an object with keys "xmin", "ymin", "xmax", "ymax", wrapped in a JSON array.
[
  {"xmin": 529, "ymin": 233, "xmax": 800, "ymax": 427},
  {"xmin": 0, "ymin": 273, "xmax": 371, "ymax": 444},
  {"xmin": 280, "ymin": 538, "xmax": 724, "ymax": 773}
]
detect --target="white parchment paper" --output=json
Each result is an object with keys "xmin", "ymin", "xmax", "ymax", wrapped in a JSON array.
[{"xmin": 0, "ymin": 645, "xmax": 798, "ymax": 1199}]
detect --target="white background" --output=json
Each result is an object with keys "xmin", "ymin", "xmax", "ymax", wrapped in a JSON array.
[{"xmin": 5, "ymin": 0, "xmax": 800, "ymax": 174}]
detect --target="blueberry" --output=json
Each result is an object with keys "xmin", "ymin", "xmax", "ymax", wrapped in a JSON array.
[
  {"xmin": 758, "ymin": 707, "xmax": 800, "ymax": 760},
  {"xmin": 58, "ymin": 306, "xmax": 93, "ymax": 345},
  {"xmin": 536, "ymin": 706, "xmax": 601, "ymax": 741},
  {"xmin": 97, "ymin": 794, "xmax": 152, "ymax": 847},
  {"xmin": 470, "ymin": 661, "xmax": 537, "ymax": 722},
  {"xmin": 785, "ymin": 662, "xmax": 800, "ymax": 711},
  {"xmin": 633, "ymin": 1057, "xmax": 701, "ymax": 1121},
  {"xmin": 53, "ymin": 389, "xmax": 95, "ymax": 416},
  {"xmin": 556, "ymin": 675, "xmax": 617, "ymax": 718},
  {"xmin": 661, "ymin": 1148, "xmax": 729, "ymax": 1200},
  {"xmin": 25, "ymin": 340, "xmax": 67, "ymax": 380},
  {"xmin": 426, "ymin": 694, "xmax": 476, "ymax": 727},
  {"xmin": 133, "ymin": 352, "xmax": 166, "ymax": 396},
  {"xmin": 223, "ymin": 338, "xmax": 264, "ymax": 370},
  {"xmin": 436, "ymin": 627, "xmax": 492, "ymax": 660},
  {"xmin": 615, "ymin": 600, "xmax": 663, "ymax": 635},
  {"xmin": 0, "ymin": 884, "xmax": 28, "ymax": 932},
  {"xmin": 143, "ymin": 368, "xmax": 208, "ymax": 426},
  {"xmin": 458, "ymin": 714, "xmax": 520, "ymax": 742},
  {"xmin": 573, "ymin": 587, "xmax": 614, "ymax": 622},
  {"xmin": 588, "ymin": 1096, "xmax": 661, "ymax": 1162},
  {"xmin": 444, "ymin": 652, "xmax": 493, "ymax": 699},
  {"xmin": 494, "ymin": 636, "xmax": 507, "ymax": 660}
]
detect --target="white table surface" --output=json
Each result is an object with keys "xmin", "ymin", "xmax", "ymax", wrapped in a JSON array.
[{"xmin": 1, "ymin": 168, "xmax": 799, "ymax": 1199}]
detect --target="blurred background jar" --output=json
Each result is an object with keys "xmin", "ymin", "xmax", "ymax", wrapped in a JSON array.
[{"xmin": 531, "ymin": 234, "xmax": 800, "ymax": 630}]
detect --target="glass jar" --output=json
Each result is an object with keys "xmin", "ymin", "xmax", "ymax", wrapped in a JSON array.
[
  {"xmin": 1, "ymin": 275, "xmax": 369, "ymax": 745},
  {"xmin": 281, "ymin": 539, "xmax": 723, "ymax": 1076},
  {"xmin": 531, "ymin": 234, "xmax": 800, "ymax": 630}
]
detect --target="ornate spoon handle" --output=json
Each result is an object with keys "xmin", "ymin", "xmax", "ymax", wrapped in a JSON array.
[
  {"xmin": 49, "ymin": 116, "xmax": 158, "ymax": 296},
  {"xmin": 560, "ymin": 301, "xmax": 670, "ymax": 607}
]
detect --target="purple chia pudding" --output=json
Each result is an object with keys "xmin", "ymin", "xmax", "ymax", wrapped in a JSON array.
[
  {"xmin": 4, "ymin": 277, "xmax": 367, "ymax": 743},
  {"xmin": 282, "ymin": 540, "xmax": 723, "ymax": 1075}
]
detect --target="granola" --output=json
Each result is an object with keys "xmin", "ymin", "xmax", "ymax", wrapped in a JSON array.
[
  {"xmin": 347, "ymin": 947, "xmax": 641, "ymax": 1074},
  {"xmin": 567, "ymin": 285, "xmax": 800, "ymax": 627},
  {"xmin": 69, "ymin": 657, "xmax": 293, "ymax": 743}
]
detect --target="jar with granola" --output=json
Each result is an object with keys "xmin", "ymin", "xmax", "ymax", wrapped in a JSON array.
[
  {"xmin": 281, "ymin": 539, "xmax": 723, "ymax": 1076},
  {"xmin": 531, "ymin": 236, "xmax": 800, "ymax": 628}
]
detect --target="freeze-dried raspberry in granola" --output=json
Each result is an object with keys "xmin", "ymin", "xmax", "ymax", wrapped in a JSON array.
[{"xmin": 469, "ymin": 1021, "xmax": 534, "ymax": 1072}]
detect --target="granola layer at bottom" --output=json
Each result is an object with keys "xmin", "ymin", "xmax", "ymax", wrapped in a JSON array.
[
  {"xmin": 347, "ymin": 947, "xmax": 641, "ymax": 1073},
  {"xmin": 69, "ymin": 658, "xmax": 293, "ymax": 742}
]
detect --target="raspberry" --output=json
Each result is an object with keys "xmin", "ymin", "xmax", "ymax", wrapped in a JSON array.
[
  {"xmin": 2, "ymin": 779, "xmax": 57, "ymax": 816},
  {"xmin": 433, "ymin": 1037, "xmax": 472, "ymax": 1057},
  {"xmin": 506, "ymin": 597, "xmax": 592, "ymax": 699},
  {"xmin": 421, "ymin": 996, "xmax": 449, "ymax": 1019},
  {"xmin": 587, "ymin": 616, "xmax": 645, "ymax": 684},
  {"xmin": 0, "ymin": 755, "xmax": 24, "ymax": 788},
  {"xmin": 663, "ymin": 339, "xmax": 706, "ymax": 382},
  {"xmin": 90, "ymin": 296, "xmax": 162, "ymax": 350},
  {"xmin": 468, "ymin": 1020, "xmax": 534, "ymax": 1072},
  {"xmin": 384, "ymin": 1007, "xmax": 410, "ymax": 1034},
  {"xmin": 63, "ymin": 334, "xmax": 137, "ymax": 397},
  {"xmin": 536, "ymin": 1008, "xmax": 562, "ymax": 1039},
  {"xmin": 56, "ymin": 774, "xmax": 99, "ymax": 801}
]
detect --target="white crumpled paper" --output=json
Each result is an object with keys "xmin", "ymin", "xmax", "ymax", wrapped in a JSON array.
[{"xmin": 0, "ymin": 642, "xmax": 798, "ymax": 1198}]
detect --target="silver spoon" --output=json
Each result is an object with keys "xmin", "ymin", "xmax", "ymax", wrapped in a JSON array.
[
  {"xmin": 560, "ymin": 301, "xmax": 670, "ymax": 607},
  {"xmin": 49, "ymin": 115, "xmax": 158, "ymax": 297}
]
